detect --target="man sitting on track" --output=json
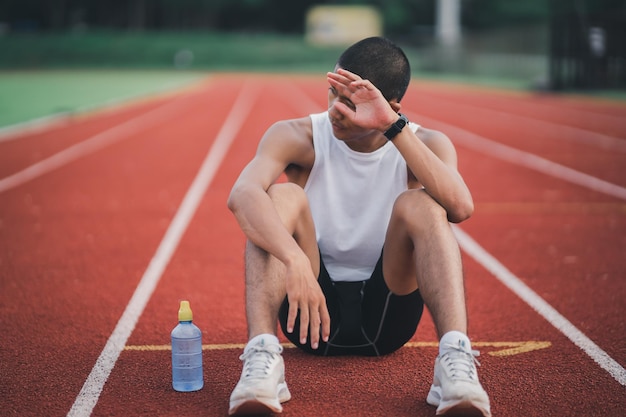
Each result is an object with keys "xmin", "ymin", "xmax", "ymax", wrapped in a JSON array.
[{"xmin": 227, "ymin": 37, "xmax": 491, "ymax": 417}]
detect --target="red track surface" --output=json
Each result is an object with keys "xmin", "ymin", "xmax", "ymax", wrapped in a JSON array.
[{"xmin": 1, "ymin": 74, "xmax": 625, "ymax": 416}]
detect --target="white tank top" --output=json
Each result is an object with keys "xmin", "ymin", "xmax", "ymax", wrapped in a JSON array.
[{"xmin": 304, "ymin": 112, "xmax": 418, "ymax": 282}]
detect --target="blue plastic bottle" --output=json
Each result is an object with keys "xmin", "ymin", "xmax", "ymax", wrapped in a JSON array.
[{"xmin": 171, "ymin": 300, "xmax": 203, "ymax": 392}]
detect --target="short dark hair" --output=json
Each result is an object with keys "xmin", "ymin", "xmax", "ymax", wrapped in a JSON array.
[{"xmin": 336, "ymin": 37, "xmax": 411, "ymax": 102}]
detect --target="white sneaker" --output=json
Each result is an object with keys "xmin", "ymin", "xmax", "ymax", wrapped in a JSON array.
[
  {"xmin": 426, "ymin": 340, "xmax": 491, "ymax": 417},
  {"xmin": 229, "ymin": 337, "xmax": 291, "ymax": 415}
]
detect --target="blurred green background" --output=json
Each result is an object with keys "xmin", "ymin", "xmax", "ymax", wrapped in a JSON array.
[
  {"xmin": 0, "ymin": 0, "xmax": 624, "ymax": 128},
  {"xmin": 1, "ymin": 0, "xmax": 559, "ymax": 76}
]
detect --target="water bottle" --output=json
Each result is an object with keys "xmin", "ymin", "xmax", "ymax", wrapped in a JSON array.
[{"xmin": 171, "ymin": 300, "xmax": 203, "ymax": 392}]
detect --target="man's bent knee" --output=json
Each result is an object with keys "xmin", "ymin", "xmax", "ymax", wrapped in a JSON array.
[
  {"xmin": 267, "ymin": 183, "xmax": 317, "ymax": 244},
  {"xmin": 267, "ymin": 183, "xmax": 308, "ymax": 216},
  {"xmin": 393, "ymin": 189, "xmax": 448, "ymax": 229},
  {"xmin": 268, "ymin": 183, "xmax": 307, "ymax": 205}
]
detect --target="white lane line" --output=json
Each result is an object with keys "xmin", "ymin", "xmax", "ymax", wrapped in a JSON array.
[
  {"xmin": 0, "ymin": 90, "xmax": 199, "ymax": 194},
  {"xmin": 66, "ymin": 81, "xmax": 260, "ymax": 417},
  {"xmin": 409, "ymin": 113, "xmax": 626, "ymax": 201},
  {"xmin": 0, "ymin": 112, "xmax": 71, "ymax": 142},
  {"xmin": 453, "ymin": 225, "xmax": 626, "ymax": 386},
  {"xmin": 414, "ymin": 94, "xmax": 626, "ymax": 153}
]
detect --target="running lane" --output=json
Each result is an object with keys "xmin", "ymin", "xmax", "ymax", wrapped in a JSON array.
[
  {"xmin": 1, "ymin": 74, "xmax": 625, "ymax": 416},
  {"xmin": 0, "ymin": 75, "xmax": 242, "ymax": 416},
  {"xmin": 96, "ymin": 77, "xmax": 626, "ymax": 416}
]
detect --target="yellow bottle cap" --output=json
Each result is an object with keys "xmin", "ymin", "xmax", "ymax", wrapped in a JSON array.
[{"xmin": 178, "ymin": 300, "xmax": 193, "ymax": 322}]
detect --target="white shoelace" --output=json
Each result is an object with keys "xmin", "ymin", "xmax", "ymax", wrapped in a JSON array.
[
  {"xmin": 441, "ymin": 342, "xmax": 481, "ymax": 382},
  {"xmin": 240, "ymin": 343, "xmax": 283, "ymax": 379}
]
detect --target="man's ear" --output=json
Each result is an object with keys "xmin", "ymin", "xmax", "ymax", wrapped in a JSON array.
[{"xmin": 389, "ymin": 99, "xmax": 402, "ymax": 113}]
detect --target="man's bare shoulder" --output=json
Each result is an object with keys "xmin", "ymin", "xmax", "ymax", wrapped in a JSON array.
[
  {"xmin": 264, "ymin": 117, "xmax": 313, "ymax": 147},
  {"xmin": 415, "ymin": 126, "xmax": 449, "ymax": 144},
  {"xmin": 415, "ymin": 126, "xmax": 457, "ymax": 154},
  {"xmin": 256, "ymin": 117, "xmax": 315, "ymax": 186},
  {"xmin": 260, "ymin": 116, "xmax": 315, "ymax": 168},
  {"xmin": 410, "ymin": 124, "xmax": 461, "ymax": 176}
]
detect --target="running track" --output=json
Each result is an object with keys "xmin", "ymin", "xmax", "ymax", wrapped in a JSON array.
[{"xmin": 1, "ymin": 74, "xmax": 625, "ymax": 416}]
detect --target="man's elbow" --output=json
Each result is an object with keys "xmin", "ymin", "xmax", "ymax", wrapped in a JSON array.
[
  {"xmin": 228, "ymin": 181, "xmax": 265, "ymax": 215},
  {"xmin": 448, "ymin": 198, "xmax": 474, "ymax": 223},
  {"xmin": 227, "ymin": 185, "xmax": 244, "ymax": 214}
]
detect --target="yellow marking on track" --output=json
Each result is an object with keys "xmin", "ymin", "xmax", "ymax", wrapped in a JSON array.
[
  {"xmin": 125, "ymin": 341, "xmax": 551, "ymax": 357},
  {"xmin": 480, "ymin": 341, "xmax": 552, "ymax": 357},
  {"xmin": 125, "ymin": 345, "xmax": 169, "ymax": 351},
  {"xmin": 125, "ymin": 343, "xmax": 247, "ymax": 351},
  {"xmin": 405, "ymin": 341, "xmax": 552, "ymax": 356}
]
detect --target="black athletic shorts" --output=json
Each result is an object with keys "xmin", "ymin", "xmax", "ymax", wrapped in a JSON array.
[{"xmin": 279, "ymin": 251, "xmax": 424, "ymax": 356}]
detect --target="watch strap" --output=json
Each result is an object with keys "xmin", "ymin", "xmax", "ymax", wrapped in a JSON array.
[{"xmin": 383, "ymin": 113, "xmax": 409, "ymax": 140}]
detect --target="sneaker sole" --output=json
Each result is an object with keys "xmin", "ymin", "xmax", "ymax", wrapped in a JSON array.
[
  {"xmin": 427, "ymin": 386, "xmax": 490, "ymax": 417},
  {"xmin": 229, "ymin": 383, "xmax": 291, "ymax": 415},
  {"xmin": 229, "ymin": 399, "xmax": 281, "ymax": 416},
  {"xmin": 436, "ymin": 399, "xmax": 490, "ymax": 417}
]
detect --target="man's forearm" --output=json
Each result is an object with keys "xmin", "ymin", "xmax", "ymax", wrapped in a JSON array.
[
  {"xmin": 391, "ymin": 129, "xmax": 474, "ymax": 222},
  {"xmin": 229, "ymin": 186, "xmax": 304, "ymax": 266}
]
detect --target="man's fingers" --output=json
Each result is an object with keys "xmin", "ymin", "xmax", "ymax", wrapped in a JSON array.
[
  {"xmin": 309, "ymin": 309, "xmax": 322, "ymax": 349},
  {"xmin": 332, "ymin": 101, "xmax": 353, "ymax": 119},
  {"xmin": 327, "ymin": 71, "xmax": 359, "ymax": 92},
  {"xmin": 327, "ymin": 73, "xmax": 352, "ymax": 94},
  {"xmin": 320, "ymin": 304, "xmax": 331, "ymax": 342},
  {"xmin": 286, "ymin": 280, "xmax": 330, "ymax": 350},
  {"xmin": 287, "ymin": 301, "xmax": 299, "ymax": 334},
  {"xmin": 298, "ymin": 305, "xmax": 309, "ymax": 345},
  {"xmin": 351, "ymin": 79, "xmax": 374, "ymax": 91},
  {"xmin": 327, "ymin": 71, "xmax": 352, "ymax": 84},
  {"xmin": 336, "ymin": 68, "xmax": 361, "ymax": 81}
]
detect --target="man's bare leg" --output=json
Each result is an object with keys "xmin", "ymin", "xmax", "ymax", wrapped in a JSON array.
[
  {"xmin": 244, "ymin": 182, "xmax": 320, "ymax": 340},
  {"xmin": 383, "ymin": 189, "xmax": 467, "ymax": 337},
  {"xmin": 383, "ymin": 189, "xmax": 491, "ymax": 417},
  {"xmin": 230, "ymin": 183, "xmax": 319, "ymax": 416},
  {"xmin": 244, "ymin": 242, "xmax": 288, "ymax": 338}
]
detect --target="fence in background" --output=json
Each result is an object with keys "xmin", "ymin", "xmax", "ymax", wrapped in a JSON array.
[{"xmin": 549, "ymin": 2, "xmax": 626, "ymax": 90}]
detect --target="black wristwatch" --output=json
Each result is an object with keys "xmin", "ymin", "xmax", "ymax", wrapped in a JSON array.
[{"xmin": 383, "ymin": 113, "xmax": 409, "ymax": 140}]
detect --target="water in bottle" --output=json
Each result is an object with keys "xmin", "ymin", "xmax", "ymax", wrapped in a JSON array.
[{"xmin": 171, "ymin": 300, "xmax": 203, "ymax": 392}]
